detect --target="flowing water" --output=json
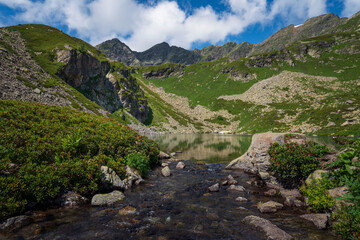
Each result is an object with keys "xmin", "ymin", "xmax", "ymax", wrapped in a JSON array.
[{"xmin": 2, "ymin": 134, "xmax": 340, "ymax": 240}]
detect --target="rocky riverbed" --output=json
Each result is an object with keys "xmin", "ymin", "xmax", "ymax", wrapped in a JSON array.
[{"xmin": 1, "ymin": 159, "xmax": 338, "ymax": 240}]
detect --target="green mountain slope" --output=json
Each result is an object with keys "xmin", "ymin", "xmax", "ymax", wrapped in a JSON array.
[
  {"xmin": 135, "ymin": 31, "xmax": 360, "ymax": 136},
  {"xmin": 1, "ymin": 24, "xmax": 149, "ymax": 122}
]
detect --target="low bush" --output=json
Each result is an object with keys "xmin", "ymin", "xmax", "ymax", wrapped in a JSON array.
[
  {"xmin": 268, "ymin": 141, "xmax": 329, "ymax": 188},
  {"xmin": 0, "ymin": 100, "xmax": 159, "ymax": 220},
  {"xmin": 125, "ymin": 152, "xmax": 150, "ymax": 176},
  {"xmin": 300, "ymin": 178, "xmax": 335, "ymax": 212}
]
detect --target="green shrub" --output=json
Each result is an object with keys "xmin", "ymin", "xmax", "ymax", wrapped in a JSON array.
[
  {"xmin": 300, "ymin": 179, "xmax": 335, "ymax": 212},
  {"xmin": 328, "ymin": 140, "xmax": 360, "ymax": 239},
  {"xmin": 125, "ymin": 152, "xmax": 150, "ymax": 176},
  {"xmin": 0, "ymin": 100, "xmax": 159, "ymax": 220},
  {"xmin": 268, "ymin": 141, "xmax": 329, "ymax": 188}
]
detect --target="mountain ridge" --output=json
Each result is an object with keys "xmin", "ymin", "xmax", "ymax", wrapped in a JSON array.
[{"xmin": 97, "ymin": 11, "xmax": 357, "ymax": 66}]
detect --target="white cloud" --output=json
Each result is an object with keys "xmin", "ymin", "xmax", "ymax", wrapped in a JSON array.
[
  {"xmin": 342, "ymin": 0, "xmax": 360, "ymax": 17},
  {"xmin": 0, "ymin": 0, "xmax": 329, "ymax": 51}
]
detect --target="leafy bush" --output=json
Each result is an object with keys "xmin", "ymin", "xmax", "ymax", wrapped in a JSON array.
[
  {"xmin": 268, "ymin": 141, "xmax": 329, "ymax": 188},
  {"xmin": 0, "ymin": 100, "xmax": 159, "ymax": 220},
  {"xmin": 125, "ymin": 152, "xmax": 150, "ymax": 176},
  {"xmin": 327, "ymin": 140, "xmax": 360, "ymax": 239},
  {"xmin": 300, "ymin": 178, "xmax": 335, "ymax": 212}
]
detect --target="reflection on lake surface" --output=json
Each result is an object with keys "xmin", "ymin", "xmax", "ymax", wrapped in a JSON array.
[
  {"xmin": 147, "ymin": 134, "xmax": 252, "ymax": 163},
  {"xmin": 147, "ymin": 134, "xmax": 341, "ymax": 164}
]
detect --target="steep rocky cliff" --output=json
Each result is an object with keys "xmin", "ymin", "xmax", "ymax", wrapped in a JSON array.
[
  {"xmin": 57, "ymin": 49, "xmax": 149, "ymax": 121},
  {"xmin": 1, "ymin": 24, "xmax": 149, "ymax": 123}
]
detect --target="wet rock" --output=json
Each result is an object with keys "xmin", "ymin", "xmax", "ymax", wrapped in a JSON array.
[
  {"xmin": 206, "ymin": 212, "xmax": 219, "ymax": 221},
  {"xmin": 161, "ymin": 166, "xmax": 171, "ymax": 177},
  {"xmin": 118, "ymin": 206, "xmax": 137, "ymax": 216},
  {"xmin": 124, "ymin": 166, "xmax": 144, "ymax": 189},
  {"xmin": 258, "ymin": 201, "xmax": 284, "ymax": 213},
  {"xmin": 208, "ymin": 183, "xmax": 220, "ymax": 192},
  {"xmin": 159, "ymin": 151, "xmax": 171, "ymax": 160},
  {"xmin": 264, "ymin": 189, "xmax": 277, "ymax": 197},
  {"xmin": 221, "ymin": 180, "xmax": 229, "ymax": 186},
  {"xmin": 227, "ymin": 185, "xmax": 246, "ymax": 192},
  {"xmin": 176, "ymin": 162, "xmax": 185, "ymax": 169},
  {"xmin": 227, "ymin": 175, "xmax": 238, "ymax": 185},
  {"xmin": 0, "ymin": 215, "xmax": 33, "ymax": 232},
  {"xmin": 243, "ymin": 215, "xmax": 293, "ymax": 240},
  {"xmin": 56, "ymin": 191, "xmax": 88, "ymax": 207},
  {"xmin": 300, "ymin": 214, "xmax": 328, "ymax": 229},
  {"xmin": 91, "ymin": 190, "xmax": 125, "ymax": 207},
  {"xmin": 236, "ymin": 207, "xmax": 249, "ymax": 211},
  {"xmin": 305, "ymin": 170, "xmax": 328, "ymax": 185},
  {"xmin": 144, "ymin": 217, "xmax": 161, "ymax": 224},
  {"xmin": 170, "ymin": 152, "xmax": 176, "ymax": 157},
  {"xmin": 161, "ymin": 162, "xmax": 169, "ymax": 167},
  {"xmin": 100, "ymin": 166, "xmax": 125, "ymax": 190},
  {"xmin": 235, "ymin": 197, "xmax": 248, "ymax": 202}
]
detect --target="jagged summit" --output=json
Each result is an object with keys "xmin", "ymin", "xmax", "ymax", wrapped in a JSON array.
[{"xmin": 97, "ymin": 11, "xmax": 360, "ymax": 67}]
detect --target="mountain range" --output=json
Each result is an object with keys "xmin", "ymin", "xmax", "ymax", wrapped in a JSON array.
[{"xmin": 97, "ymin": 12, "xmax": 349, "ymax": 66}]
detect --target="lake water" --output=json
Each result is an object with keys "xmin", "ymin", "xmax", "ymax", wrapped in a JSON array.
[{"xmin": 147, "ymin": 133, "xmax": 339, "ymax": 164}]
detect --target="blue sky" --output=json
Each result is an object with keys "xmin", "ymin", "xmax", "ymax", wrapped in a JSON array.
[{"xmin": 0, "ymin": 0, "xmax": 359, "ymax": 51}]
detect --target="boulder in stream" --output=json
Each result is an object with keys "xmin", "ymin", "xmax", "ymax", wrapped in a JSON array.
[
  {"xmin": 228, "ymin": 185, "xmax": 246, "ymax": 192},
  {"xmin": 100, "ymin": 166, "xmax": 125, "ymax": 190},
  {"xmin": 243, "ymin": 215, "xmax": 293, "ymax": 240},
  {"xmin": 176, "ymin": 162, "xmax": 185, "ymax": 169},
  {"xmin": 91, "ymin": 190, "xmax": 125, "ymax": 207},
  {"xmin": 0, "ymin": 215, "xmax": 32, "ymax": 232},
  {"xmin": 300, "ymin": 214, "xmax": 329, "ymax": 229},
  {"xmin": 208, "ymin": 183, "xmax": 220, "ymax": 192},
  {"xmin": 258, "ymin": 201, "xmax": 284, "ymax": 213},
  {"xmin": 161, "ymin": 166, "xmax": 171, "ymax": 177}
]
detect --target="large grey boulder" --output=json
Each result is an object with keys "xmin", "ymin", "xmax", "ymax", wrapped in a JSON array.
[
  {"xmin": 91, "ymin": 190, "xmax": 125, "ymax": 207},
  {"xmin": 300, "ymin": 214, "xmax": 328, "ymax": 229},
  {"xmin": 226, "ymin": 132, "xmax": 306, "ymax": 185},
  {"xmin": 100, "ymin": 166, "xmax": 125, "ymax": 190},
  {"xmin": 243, "ymin": 215, "xmax": 293, "ymax": 240}
]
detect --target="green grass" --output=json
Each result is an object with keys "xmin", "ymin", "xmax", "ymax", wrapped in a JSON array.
[
  {"xmin": 135, "ymin": 30, "xmax": 360, "ymax": 135},
  {"xmin": 0, "ymin": 99, "xmax": 159, "ymax": 221}
]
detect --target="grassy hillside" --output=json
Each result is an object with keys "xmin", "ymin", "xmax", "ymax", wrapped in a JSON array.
[
  {"xmin": 136, "ymin": 31, "xmax": 360, "ymax": 136},
  {"xmin": 0, "ymin": 100, "xmax": 159, "ymax": 221}
]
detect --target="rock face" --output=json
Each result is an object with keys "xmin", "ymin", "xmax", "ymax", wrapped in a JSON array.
[
  {"xmin": 300, "ymin": 214, "xmax": 329, "ymax": 229},
  {"xmin": 96, "ymin": 38, "xmax": 141, "ymax": 66},
  {"xmin": 258, "ymin": 201, "xmax": 284, "ymax": 213},
  {"xmin": 226, "ymin": 132, "xmax": 307, "ymax": 185},
  {"xmin": 58, "ymin": 50, "xmax": 149, "ymax": 122},
  {"xmin": 243, "ymin": 215, "xmax": 293, "ymax": 240},
  {"xmin": 100, "ymin": 166, "xmax": 125, "ymax": 190},
  {"xmin": 91, "ymin": 190, "xmax": 125, "ymax": 206},
  {"xmin": 97, "ymin": 40, "xmax": 201, "ymax": 66}
]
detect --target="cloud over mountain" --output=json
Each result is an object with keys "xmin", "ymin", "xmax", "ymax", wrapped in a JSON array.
[{"xmin": 0, "ymin": 0, "xmax": 355, "ymax": 51}]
